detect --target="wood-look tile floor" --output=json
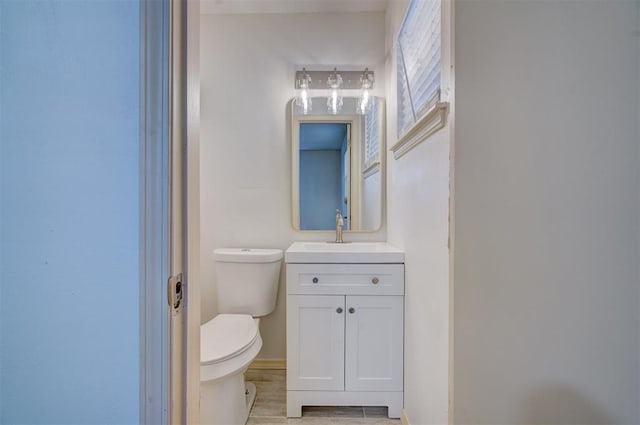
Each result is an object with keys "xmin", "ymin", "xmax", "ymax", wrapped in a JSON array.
[{"xmin": 245, "ymin": 369, "xmax": 401, "ymax": 425}]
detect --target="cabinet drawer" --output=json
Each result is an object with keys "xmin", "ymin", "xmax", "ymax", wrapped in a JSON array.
[{"xmin": 287, "ymin": 264, "xmax": 404, "ymax": 295}]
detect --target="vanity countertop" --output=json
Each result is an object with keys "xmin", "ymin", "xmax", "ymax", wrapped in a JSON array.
[{"xmin": 285, "ymin": 241, "xmax": 404, "ymax": 264}]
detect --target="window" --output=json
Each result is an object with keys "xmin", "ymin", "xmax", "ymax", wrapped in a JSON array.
[{"xmin": 396, "ymin": 0, "xmax": 441, "ymax": 139}]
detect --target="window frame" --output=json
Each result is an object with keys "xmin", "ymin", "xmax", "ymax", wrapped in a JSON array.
[{"xmin": 390, "ymin": 0, "xmax": 450, "ymax": 160}]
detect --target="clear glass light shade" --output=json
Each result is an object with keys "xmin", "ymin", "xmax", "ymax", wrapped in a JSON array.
[
  {"xmin": 357, "ymin": 73, "xmax": 374, "ymax": 115},
  {"xmin": 326, "ymin": 72, "xmax": 343, "ymax": 115},
  {"xmin": 296, "ymin": 88, "xmax": 311, "ymax": 114},
  {"xmin": 295, "ymin": 75, "xmax": 312, "ymax": 114}
]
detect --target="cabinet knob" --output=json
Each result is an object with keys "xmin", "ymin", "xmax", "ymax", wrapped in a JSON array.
[
  {"xmin": 336, "ymin": 307, "xmax": 343, "ymax": 314},
  {"xmin": 312, "ymin": 277, "xmax": 319, "ymax": 284},
  {"xmin": 348, "ymin": 307, "xmax": 355, "ymax": 314},
  {"xmin": 371, "ymin": 277, "xmax": 379, "ymax": 284}
]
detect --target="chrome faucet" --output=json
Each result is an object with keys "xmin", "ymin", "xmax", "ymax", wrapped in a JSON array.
[{"xmin": 334, "ymin": 209, "xmax": 344, "ymax": 243}]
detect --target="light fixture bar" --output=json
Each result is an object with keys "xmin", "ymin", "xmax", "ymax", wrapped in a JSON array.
[{"xmin": 294, "ymin": 69, "xmax": 375, "ymax": 90}]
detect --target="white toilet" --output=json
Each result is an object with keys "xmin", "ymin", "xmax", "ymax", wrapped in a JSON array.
[{"xmin": 200, "ymin": 248, "xmax": 282, "ymax": 425}]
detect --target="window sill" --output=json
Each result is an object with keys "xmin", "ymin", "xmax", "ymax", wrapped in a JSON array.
[
  {"xmin": 390, "ymin": 102, "xmax": 449, "ymax": 160},
  {"xmin": 362, "ymin": 161, "xmax": 381, "ymax": 179}
]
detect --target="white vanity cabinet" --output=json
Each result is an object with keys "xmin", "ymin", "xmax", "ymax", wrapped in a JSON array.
[{"xmin": 285, "ymin": 261, "xmax": 405, "ymax": 418}]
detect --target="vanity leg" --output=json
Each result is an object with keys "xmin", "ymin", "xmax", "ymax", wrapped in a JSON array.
[
  {"xmin": 286, "ymin": 393, "xmax": 302, "ymax": 417},
  {"xmin": 387, "ymin": 402, "xmax": 402, "ymax": 419}
]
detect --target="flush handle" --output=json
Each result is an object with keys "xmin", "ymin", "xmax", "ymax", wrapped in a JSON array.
[
  {"xmin": 371, "ymin": 277, "xmax": 379, "ymax": 284},
  {"xmin": 312, "ymin": 277, "xmax": 319, "ymax": 284},
  {"xmin": 348, "ymin": 307, "xmax": 356, "ymax": 314},
  {"xmin": 336, "ymin": 307, "xmax": 343, "ymax": 314}
]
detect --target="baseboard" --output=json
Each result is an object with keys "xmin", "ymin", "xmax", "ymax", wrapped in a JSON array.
[
  {"xmin": 401, "ymin": 409, "xmax": 410, "ymax": 425},
  {"xmin": 249, "ymin": 358, "xmax": 286, "ymax": 370}
]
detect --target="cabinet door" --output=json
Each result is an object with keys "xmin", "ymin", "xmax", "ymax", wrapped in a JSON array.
[
  {"xmin": 345, "ymin": 296, "xmax": 404, "ymax": 391},
  {"xmin": 287, "ymin": 295, "xmax": 345, "ymax": 391}
]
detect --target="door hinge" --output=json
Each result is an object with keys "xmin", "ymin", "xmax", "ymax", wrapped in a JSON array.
[{"xmin": 168, "ymin": 273, "xmax": 183, "ymax": 313}]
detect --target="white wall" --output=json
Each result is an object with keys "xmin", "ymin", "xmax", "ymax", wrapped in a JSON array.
[
  {"xmin": 0, "ymin": 1, "xmax": 139, "ymax": 423},
  {"xmin": 362, "ymin": 171, "xmax": 382, "ymax": 230},
  {"xmin": 385, "ymin": 1, "xmax": 452, "ymax": 424},
  {"xmin": 200, "ymin": 12, "xmax": 386, "ymax": 359},
  {"xmin": 453, "ymin": 1, "xmax": 640, "ymax": 423}
]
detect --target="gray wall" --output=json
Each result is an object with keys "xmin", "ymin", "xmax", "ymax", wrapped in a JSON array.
[
  {"xmin": 453, "ymin": 1, "xmax": 640, "ymax": 423},
  {"xmin": 0, "ymin": 1, "xmax": 140, "ymax": 423}
]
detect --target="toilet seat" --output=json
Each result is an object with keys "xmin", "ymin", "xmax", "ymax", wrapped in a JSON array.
[
  {"xmin": 201, "ymin": 314, "xmax": 259, "ymax": 365},
  {"xmin": 200, "ymin": 314, "xmax": 262, "ymax": 382}
]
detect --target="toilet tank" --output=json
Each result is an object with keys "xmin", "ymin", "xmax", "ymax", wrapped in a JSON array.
[{"xmin": 214, "ymin": 248, "xmax": 283, "ymax": 317}]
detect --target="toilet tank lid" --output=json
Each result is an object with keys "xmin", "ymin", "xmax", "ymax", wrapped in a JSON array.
[{"xmin": 214, "ymin": 248, "xmax": 283, "ymax": 263}]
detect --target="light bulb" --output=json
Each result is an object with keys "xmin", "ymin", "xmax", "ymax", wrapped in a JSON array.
[
  {"xmin": 300, "ymin": 87, "xmax": 310, "ymax": 114},
  {"xmin": 358, "ymin": 69, "xmax": 374, "ymax": 115},
  {"xmin": 328, "ymin": 89, "xmax": 343, "ymax": 115},
  {"xmin": 359, "ymin": 88, "xmax": 370, "ymax": 114},
  {"xmin": 326, "ymin": 69, "xmax": 343, "ymax": 114}
]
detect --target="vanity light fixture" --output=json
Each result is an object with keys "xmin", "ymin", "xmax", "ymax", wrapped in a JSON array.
[
  {"xmin": 294, "ymin": 67, "xmax": 375, "ymax": 114},
  {"xmin": 327, "ymin": 68, "xmax": 343, "ymax": 115},
  {"xmin": 358, "ymin": 68, "xmax": 374, "ymax": 115},
  {"xmin": 295, "ymin": 68, "xmax": 312, "ymax": 114}
]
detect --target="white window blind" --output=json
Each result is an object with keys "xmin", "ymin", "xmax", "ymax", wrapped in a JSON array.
[
  {"xmin": 364, "ymin": 99, "xmax": 380, "ymax": 171},
  {"xmin": 397, "ymin": 0, "xmax": 441, "ymax": 139}
]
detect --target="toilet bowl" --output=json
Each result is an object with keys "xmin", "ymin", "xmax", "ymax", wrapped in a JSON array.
[
  {"xmin": 200, "ymin": 248, "xmax": 282, "ymax": 425},
  {"xmin": 200, "ymin": 314, "xmax": 262, "ymax": 425}
]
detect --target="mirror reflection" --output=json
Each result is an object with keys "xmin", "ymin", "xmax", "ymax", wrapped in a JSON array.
[{"xmin": 291, "ymin": 96, "xmax": 385, "ymax": 232}]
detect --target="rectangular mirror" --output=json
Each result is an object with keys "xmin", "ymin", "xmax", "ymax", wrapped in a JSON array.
[{"xmin": 291, "ymin": 96, "xmax": 385, "ymax": 232}]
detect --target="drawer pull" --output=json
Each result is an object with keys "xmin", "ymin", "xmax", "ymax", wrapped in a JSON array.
[
  {"xmin": 312, "ymin": 277, "xmax": 319, "ymax": 284},
  {"xmin": 348, "ymin": 307, "xmax": 356, "ymax": 314},
  {"xmin": 372, "ymin": 277, "xmax": 379, "ymax": 284},
  {"xmin": 336, "ymin": 307, "xmax": 343, "ymax": 314}
]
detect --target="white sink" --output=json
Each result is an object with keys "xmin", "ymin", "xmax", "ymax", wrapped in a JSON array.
[{"xmin": 285, "ymin": 241, "xmax": 404, "ymax": 264}]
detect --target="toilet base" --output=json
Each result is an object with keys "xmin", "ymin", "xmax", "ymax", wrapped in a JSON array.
[
  {"xmin": 201, "ymin": 371, "xmax": 257, "ymax": 425},
  {"xmin": 245, "ymin": 381, "xmax": 257, "ymax": 413},
  {"xmin": 200, "ymin": 323, "xmax": 262, "ymax": 424}
]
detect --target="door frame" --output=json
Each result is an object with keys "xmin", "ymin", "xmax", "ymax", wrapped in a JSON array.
[
  {"xmin": 140, "ymin": 0, "xmax": 201, "ymax": 423},
  {"xmin": 184, "ymin": 0, "xmax": 201, "ymax": 423},
  {"xmin": 140, "ymin": 0, "xmax": 171, "ymax": 423}
]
